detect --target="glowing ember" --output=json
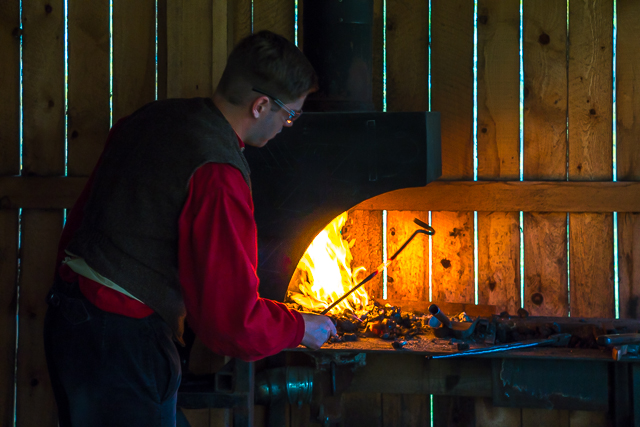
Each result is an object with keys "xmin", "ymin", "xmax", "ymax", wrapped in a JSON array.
[{"xmin": 287, "ymin": 212, "xmax": 369, "ymax": 315}]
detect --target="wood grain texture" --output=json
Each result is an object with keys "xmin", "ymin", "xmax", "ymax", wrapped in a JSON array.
[
  {"xmin": 522, "ymin": 408, "xmax": 569, "ymax": 427},
  {"xmin": 16, "ymin": 210, "xmax": 63, "ymax": 427},
  {"xmin": 372, "ymin": 0, "xmax": 383, "ymax": 112},
  {"xmin": 0, "ymin": 0, "xmax": 21, "ymax": 175},
  {"xmin": 21, "ymin": 0, "xmax": 65, "ymax": 176},
  {"xmin": 113, "ymin": 0, "xmax": 156, "ymax": 121},
  {"xmin": 0, "ymin": 13, "xmax": 20, "ymax": 422},
  {"xmin": 616, "ymin": 0, "xmax": 640, "ymax": 181},
  {"xmin": 157, "ymin": 0, "xmax": 168, "ymax": 101},
  {"xmin": 9, "ymin": 177, "xmax": 640, "ymax": 212},
  {"xmin": 477, "ymin": 0, "xmax": 520, "ymax": 180},
  {"xmin": 253, "ymin": 0, "xmax": 294, "ymax": 42},
  {"xmin": 524, "ymin": 213, "xmax": 568, "ymax": 317},
  {"xmin": 475, "ymin": 397, "xmax": 521, "ymax": 427},
  {"xmin": 477, "ymin": 212, "xmax": 520, "ymax": 315},
  {"xmin": 568, "ymin": 0, "xmax": 612, "ymax": 181},
  {"xmin": 522, "ymin": 2, "xmax": 569, "ymax": 319},
  {"xmin": 431, "ymin": 0, "xmax": 474, "ymax": 180},
  {"xmin": 523, "ymin": 0, "xmax": 568, "ymax": 180},
  {"xmin": 386, "ymin": 211, "xmax": 430, "ymax": 302},
  {"xmin": 229, "ymin": 0, "xmax": 251, "ymax": 49},
  {"xmin": 386, "ymin": 0, "xmax": 429, "ymax": 112},
  {"xmin": 67, "ymin": 0, "xmax": 110, "ymax": 176},
  {"xmin": 167, "ymin": 0, "xmax": 214, "ymax": 99},
  {"xmin": 568, "ymin": 0, "xmax": 614, "ymax": 319},
  {"xmin": 431, "ymin": 211, "xmax": 475, "ymax": 304},
  {"xmin": 475, "ymin": 0, "xmax": 521, "ymax": 329},
  {"xmin": 212, "ymin": 0, "xmax": 229, "ymax": 90},
  {"xmin": 344, "ymin": 210, "xmax": 384, "ymax": 302},
  {"xmin": 0, "ymin": 210, "xmax": 18, "ymax": 427},
  {"xmin": 616, "ymin": 0, "xmax": 640, "ymax": 321},
  {"xmin": 618, "ymin": 213, "xmax": 640, "ymax": 319},
  {"xmin": 382, "ymin": 394, "xmax": 430, "ymax": 427},
  {"xmin": 569, "ymin": 213, "xmax": 614, "ymax": 318}
]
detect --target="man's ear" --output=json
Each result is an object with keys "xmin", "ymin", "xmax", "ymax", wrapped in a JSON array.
[{"xmin": 251, "ymin": 96, "xmax": 270, "ymax": 119}]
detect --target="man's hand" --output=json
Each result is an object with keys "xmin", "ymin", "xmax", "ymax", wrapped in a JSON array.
[{"xmin": 299, "ymin": 312, "xmax": 337, "ymax": 350}]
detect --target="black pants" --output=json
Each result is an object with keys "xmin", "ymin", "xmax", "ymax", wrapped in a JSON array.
[{"xmin": 43, "ymin": 280, "xmax": 181, "ymax": 427}]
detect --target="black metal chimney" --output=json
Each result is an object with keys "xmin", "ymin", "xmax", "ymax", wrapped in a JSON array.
[
  {"xmin": 302, "ymin": 0, "xmax": 375, "ymax": 112},
  {"xmin": 244, "ymin": 0, "xmax": 441, "ymax": 302}
]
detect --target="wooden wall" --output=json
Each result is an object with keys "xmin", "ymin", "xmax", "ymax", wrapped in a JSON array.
[{"xmin": 1, "ymin": 0, "xmax": 639, "ymax": 426}]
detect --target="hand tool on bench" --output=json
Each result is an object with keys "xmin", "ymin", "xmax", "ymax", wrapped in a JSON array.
[
  {"xmin": 321, "ymin": 218, "xmax": 435, "ymax": 315},
  {"xmin": 426, "ymin": 333, "xmax": 571, "ymax": 359},
  {"xmin": 597, "ymin": 333, "xmax": 640, "ymax": 361},
  {"xmin": 428, "ymin": 303, "xmax": 479, "ymax": 339}
]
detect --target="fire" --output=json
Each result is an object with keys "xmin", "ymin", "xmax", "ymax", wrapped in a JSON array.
[{"xmin": 287, "ymin": 212, "xmax": 369, "ymax": 315}]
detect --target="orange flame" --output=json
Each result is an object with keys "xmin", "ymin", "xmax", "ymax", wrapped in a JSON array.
[{"xmin": 287, "ymin": 212, "xmax": 368, "ymax": 315}]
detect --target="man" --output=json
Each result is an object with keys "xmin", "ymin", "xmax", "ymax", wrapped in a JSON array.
[{"xmin": 44, "ymin": 30, "xmax": 336, "ymax": 427}]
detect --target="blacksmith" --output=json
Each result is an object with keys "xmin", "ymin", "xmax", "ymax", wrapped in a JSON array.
[{"xmin": 44, "ymin": 30, "xmax": 336, "ymax": 427}]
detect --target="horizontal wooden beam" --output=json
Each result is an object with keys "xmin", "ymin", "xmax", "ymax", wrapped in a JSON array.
[
  {"xmin": 2, "ymin": 177, "xmax": 640, "ymax": 212},
  {"xmin": 353, "ymin": 180, "xmax": 640, "ymax": 212},
  {"xmin": 0, "ymin": 176, "xmax": 86, "ymax": 209}
]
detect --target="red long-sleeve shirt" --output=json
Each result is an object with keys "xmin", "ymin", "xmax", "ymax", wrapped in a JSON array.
[{"xmin": 57, "ymin": 121, "xmax": 305, "ymax": 361}]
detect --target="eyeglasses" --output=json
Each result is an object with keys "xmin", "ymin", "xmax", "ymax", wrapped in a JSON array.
[{"xmin": 252, "ymin": 88, "xmax": 302, "ymax": 124}]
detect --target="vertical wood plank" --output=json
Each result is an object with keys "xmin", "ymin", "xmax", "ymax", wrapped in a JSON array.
[
  {"xmin": 619, "ymin": 214, "xmax": 640, "ymax": 318},
  {"xmin": 157, "ymin": 0, "xmax": 168, "ymax": 101},
  {"xmin": 431, "ymin": 0, "xmax": 474, "ymax": 180},
  {"xmin": 0, "ymin": 211, "xmax": 18, "ymax": 427},
  {"xmin": 212, "ymin": 0, "xmax": 229, "ymax": 90},
  {"xmin": 524, "ymin": 213, "xmax": 568, "ymax": 316},
  {"xmin": 229, "ymin": 0, "xmax": 252, "ymax": 48},
  {"xmin": 430, "ymin": 0, "xmax": 475, "ymax": 308},
  {"xmin": 113, "ymin": 0, "xmax": 157, "ymax": 121},
  {"xmin": 616, "ymin": 0, "xmax": 640, "ymax": 319},
  {"xmin": 431, "ymin": 211, "xmax": 475, "ymax": 304},
  {"xmin": 476, "ymin": 0, "xmax": 521, "ymax": 322},
  {"xmin": 523, "ymin": 0, "xmax": 569, "ymax": 317},
  {"xmin": 477, "ymin": 212, "xmax": 520, "ymax": 315},
  {"xmin": 376, "ymin": 1, "xmax": 431, "ymax": 421},
  {"xmin": 372, "ymin": 0, "xmax": 383, "ymax": 112},
  {"xmin": 16, "ymin": 210, "xmax": 63, "ymax": 427},
  {"xmin": 19, "ymin": 1, "xmax": 66, "ymax": 425},
  {"xmin": 477, "ymin": 0, "xmax": 520, "ymax": 180},
  {"xmin": 568, "ymin": 0, "xmax": 613, "ymax": 181},
  {"xmin": 475, "ymin": 397, "xmax": 521, "ymax": 427},
  {"xmin": 386, "ymin": 0, "xmax": 429, "ymax": 112},
  {"xmin": 567, "ymin": 0, "xmax": 613, "ymax": 318},
  {"xmin": 67, "ymin": 0, "xmax": 110, "ymax": 176},
  {"xmin": 1, "ymin": 4, "xmax": 23, "ymax": 423},
  {"xmin": 0, "ymin": 0, "xmax": 21, "ymax": 175},
  {"xmin": 167, "ymin": 0, "xmax": 214, "ymax": 99},
  {"xmin": 386, "ymin": 211, "xmax": 430, "ymax": 302},
  {"xmin": 253, "ymin": 0, "xmax": 295, "ymax": 42},
  {"xmin": 344, "ymin": 210, "xmax": 383, "ymax": 302},
  {"xmin": 523, "ymin": 1, "xmax": 568, "ymax": 181},
  {"xmin": 21, "ymin": 0, "xmax": 65, "ymax": 176},
  {"xmin": 615, "ymin": 0, "xmax": 640, "ymax": 181},
  {"xmin": 569, "ymin": 213, "xmax": 614, "ymax": 318}
]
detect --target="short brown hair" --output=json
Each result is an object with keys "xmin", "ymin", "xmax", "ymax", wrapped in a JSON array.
[{"xmin": 216, "ymin": 30, "xmax": 318, "ymax": 105}]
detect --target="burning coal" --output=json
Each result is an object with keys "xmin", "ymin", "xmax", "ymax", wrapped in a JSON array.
[{"xmin": 286, "ymin": 212, "xmax": 369, "ymax": 315}]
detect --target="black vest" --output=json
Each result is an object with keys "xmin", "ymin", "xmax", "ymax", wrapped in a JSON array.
[{"xmin": 68, "ymin": 98, "xmax": 251, "ymax": 343}]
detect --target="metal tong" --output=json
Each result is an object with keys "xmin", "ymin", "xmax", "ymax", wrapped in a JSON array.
[{"xmin": 320, "ymin": 218, "xmax": 435, "ymax": 315}]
